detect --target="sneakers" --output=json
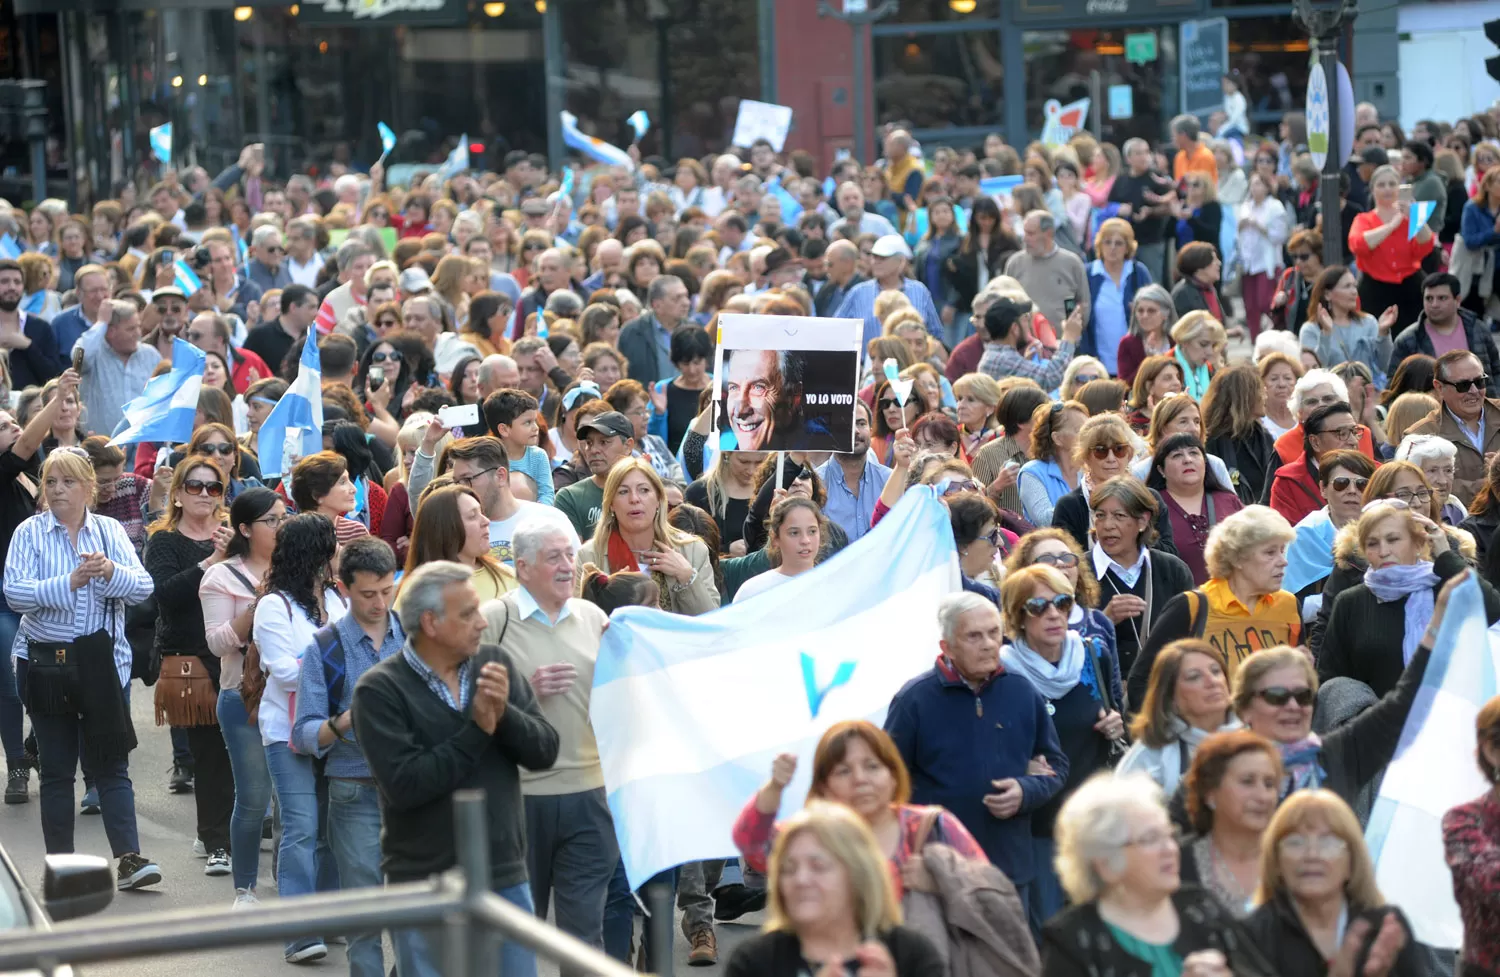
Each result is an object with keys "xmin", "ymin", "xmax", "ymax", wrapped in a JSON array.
[
  {"xmin": 5, "ymin": 766, "xmax": 27, "ymax": 804},
  {"xmin": 168, "ymin": 763, "xmax": 194, "ymax": 794},
  {"xmin": 711, "ymin": 883, "xmax": 766, "ymax": 921},
  {"xmin": 204, "ymin": 850, "xmax": 230, "ymax": 876},
  {"xmin": 116, "ymin": 853, "xmax": 162, "ymax": 891},
  {"xmin": 80, "ymin": 786, "xmax": 99, "ymax": 815},
  {"xmin": 687, "ymin": 929, "xmax": 718, "ymax": 967},
  {"xmin": 232, "ymin": 888, "xmax": 259, "ymax": 910},
  {"xmin": 285, "ymin": 942, "xmax": 328, "ymax": 964},
  {"xmin": 192, "ymin": 838, "xmax": 206, "ymax": 858}
]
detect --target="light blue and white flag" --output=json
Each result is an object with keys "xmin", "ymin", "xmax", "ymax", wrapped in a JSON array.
[
  {"xmin": 19, "ymin": 292, "xmax": 44, "ymax": 315},
  {"xmin": 377, "ymin": 121, "xmax": 398, "ymax": 156},
  {"xmin": 255, "ymin": 327, "xmax": 324, "ymax": 479},
  {"xmin": 0, "ymin": 234, "xmax": 20, "ymax": 260},
  {"xmin": 627, "ymin": 110, "xmax": 651, "ymax": 143},
  {"xmin": 1409, "ymin": 200, "xmax": 1436, "ymax": 239},
  {"xmin": 436, "ymin": 136, "xmax": 470, "ymax": 182},
  {"xmin": 593, "ymin": 489, "xmax": 961, "ymax": 888},
  {"xmin": 173, "ymin": 259, "xmax": 203, "ymax": 296},
  {"xmin": 1365, "ymin": 573, "xmax": 1500, "ymax": 948},
  {"xmin": 109, "ymin": 338, "xmax": 205, "ymax": 446},
  {"xmin": 1282, "ymin": 507, "xmax": 1336, "ymax": 596},
  {"xmin": 149, "ymin": 123, "xmax": 172, "ymax": 165},
  {"xmin": 764, "ymin": 175, "xmax": 803, "ymax": 225},
  {"xmin": 562, "ymin": 111, "xmax": 634, "ymax": 169},
  {"xmin": 979, "ymin": 175, "xmax": 1024, "ymax": 200},
  {"xmin": 559, "ymin": 167, "xmax": 575, "ymax": 201}
]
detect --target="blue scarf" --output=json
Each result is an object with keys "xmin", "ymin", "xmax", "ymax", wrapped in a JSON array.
[
  {"xmin": 1173, "ymin": 346, "xmax": 1210, "ymax": 400},
  {"xmin": 1363, "ymin": 561, "xmax": 1440, "ymax": 665}
]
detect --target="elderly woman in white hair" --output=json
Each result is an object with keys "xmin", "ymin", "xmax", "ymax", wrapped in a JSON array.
[
  {"xmin": 1042, "ymin": 772, "xmax": 1272, "ymax": 976},
  {"xmin": 1396, "ymin": 433, "xmax": 1466, "ymax": 525}
]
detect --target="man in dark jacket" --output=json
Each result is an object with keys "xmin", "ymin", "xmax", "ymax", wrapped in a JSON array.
[
  {"xmin": 616, "ymin": 274, "xmax": 690, "ymax": 388},
  {"xmin": 885, "ymin": 592, "xmax": 1067, "ymax": 936},
  {"xmin": 1387, "ymin": 272, "xmax": 1500, "ymax": 394},
  {"xmin": 510, "ymin": 247, "xmax": 584, "ymax": 341},
  {"xmin": 352, "ymin": 561, "xmax": 559, "ymax": 977}
]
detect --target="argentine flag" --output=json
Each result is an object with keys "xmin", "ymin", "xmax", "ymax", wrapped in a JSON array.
[
  {"xmin": 149, "ymin": 123, "xmax": 172, "ymax": 165},
  {"xmin": 764, "ymin": 175, "xmax": 803, "ymax": 225},
  {"xmin": 1365, "ymin": 573, "xmax": 1500, "ymax": 948},
  {"xmin": 255, "ymin": 327, "xmax": 323, "ymax": 479},
  {"xmin": 592, "ymin": 490, "xmax": 961, "ymax": 888},
  {"xmin": 562, "ymin": 111, "xmax": 634, "ymax": 169},
  {"xmin": 173, "ymin": 259, "xmax": 203, "ymax": 296},
  {"xmin": 0, "ymin": 234, "xmax": 20, "ymax": 261},
  {"xmin": 109, "ymin": 338, "xmax": 205, "ymax": 446},
  {"xmin": 436, "ymin": 136, "xmax": 470, "ymax": 182},
  {"xmin": 377, "ymin": 121, "xmax": 398, "ymax": 156}
]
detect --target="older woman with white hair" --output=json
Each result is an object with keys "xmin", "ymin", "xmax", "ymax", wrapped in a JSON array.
[
  {"xmin": 1169, "ymin": 311, "xmax": 1228, "ymax": 400},
  {"xmin": 1042, "ymin": 772, "xmax": 1272, "ymax": 976},
  {"xmin": 1127, "ymin": 506, "xmax": 1298, "ymax": 709},
  {"xmin": 1396, "ymin": 433, "xmax": 1466, "ymax": 525},
  {"xmin": 1273, "ymin": 367, "xmax": 1370, "ymax": 465},
  {"xmin": 1117, "ymin": 285, "xmax": 1177, "ymax": 388}
]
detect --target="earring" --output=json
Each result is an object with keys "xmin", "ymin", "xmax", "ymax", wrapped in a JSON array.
[
  {"xmin": 173, "ymin": 500, "xmax": 181, "ymax": 507},
  {"xmin": 1206, "ymin": 799, "xmax": 1216, "ymax": 810}
]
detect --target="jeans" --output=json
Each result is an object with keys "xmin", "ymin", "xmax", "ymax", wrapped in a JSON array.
[
  {"xmin": 394, "ymin": 882, "xmax": 536, "ymax": 977},
  {"xmin": 603, "ymin": 862, "xmax": 676, "ymax": 965},
  {"xmin": 171, "ymin": 726, "xmax": 193, "ymax": 770},
  {"xmin": 32, "ymin": 707, "xmax": 140, "ymax": 857},
  {"xmin": 264, "ymin": 740, "xmax": 339, "ymax": 955},
  {"xmin": 327, "ymin": 779, "xmax": 386, "ymax": 977},
  {"xmin": 676, "ymin": 860, "xmax": 720, "ymax": 939},
  {"xmin": 219, "ymin": 689, "xmax": 273, "ymax": 890},
  {"xmin": 0, "ymin": 596, "xmax": 22, "ymax": 766},
  {"xmin": 1029, "ymin": 837, "xmax": 1065, "ymax": 929},
  {"xmin": 184, "ymin": 724, "xmax": 232, "ymax": 852},
  {"xmin": 524, "ymin": 789, "xmax": 617, "ymax": 970}
]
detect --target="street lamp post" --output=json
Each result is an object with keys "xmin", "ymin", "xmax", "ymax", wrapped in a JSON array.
[
  {"xmin": 1293, "ymin": 0, "xmax": 1359, "ymax": 272},
  {"xmin": 816, "ymin": 0, "xmax": 897, "ymax": 164}
]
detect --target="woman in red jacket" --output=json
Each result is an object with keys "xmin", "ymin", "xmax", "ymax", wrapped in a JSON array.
[
  {"xmin": 1269, "ymin": 403, "xmax": 1360, "ymax": 527},
  {"xmin": 1350, "ymin": 164, "xmax": 1436, "ymax": 332}
]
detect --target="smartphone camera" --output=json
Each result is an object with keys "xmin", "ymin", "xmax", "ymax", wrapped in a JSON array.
[{"xmin": 368, "ymin": 366, "xmax": 385, "ymax": 392}]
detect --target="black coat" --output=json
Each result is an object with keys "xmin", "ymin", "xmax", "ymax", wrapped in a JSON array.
[
  {"xmin": 1244, "ymin": 891, "xmax": 1425, "ymax": 977},
  {"xmin": 1050, "ymin": 485, "xmax": 1178, "ymax": 558},
  {"xmin": 943, "ymin": 242, "xmax": 1018, "ymax": 313},
  {"xmin": 1041, "ymin": 885, "xmax": 1272, "ymax": 977},
  {"xmin": 1171, "ymin": 278, "xmax": 1227, "ymax": 322},
  {"xmin": 1205, "ymin": 425, "xmax": 1277, "ymax": 506},
  {"xmin": 727, "ymin": 926, "xmax": 944, "ymax": 977}
]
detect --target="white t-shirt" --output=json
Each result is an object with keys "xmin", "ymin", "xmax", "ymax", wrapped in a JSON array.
[
  {"xmin": 252, "ymin": 587, "xmax": 350, "ymax": 747},
  {"xmin": 489, "ymin": 501, "xmax": 578, "ymax": 565},
  {"xmin": 733, "ymin": 568, "xmax": 799, "ymax": 603}
]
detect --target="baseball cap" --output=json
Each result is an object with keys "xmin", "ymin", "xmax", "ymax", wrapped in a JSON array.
[
  {"xmin": 151, "ymin": 286, "xmax": 187, "ymax": 302},
  {"xmin": 870, "ymin": 234, "xmax": 913, "ymax": 260},
  {"xmin": 576, "ymin": 411, "xmax": 634, "ymax": 441}
]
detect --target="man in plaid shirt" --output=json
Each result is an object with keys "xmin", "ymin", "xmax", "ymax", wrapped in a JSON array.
[{"xmin": 977, "ymin": 296, "xmax": 1084, "ymax": 390}]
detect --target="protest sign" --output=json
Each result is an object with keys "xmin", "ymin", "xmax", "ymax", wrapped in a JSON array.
[{"xmin": 732, "ymin": 99, "xmax": 794, "ymax": 153}]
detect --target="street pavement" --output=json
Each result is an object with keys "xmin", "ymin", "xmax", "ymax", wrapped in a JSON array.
[{"xmin": 0, "ymin": 687, "xmax": 762, "ymax": 975}]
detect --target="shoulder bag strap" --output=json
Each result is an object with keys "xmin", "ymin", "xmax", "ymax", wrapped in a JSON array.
[
  {"xmin": 1205, "ymin": 493, "xmax": 1218, "ymax": 532},
  {"xmin": 223, "ymin": 562, "xmax": 256, "ymax": 594},
  {"xmin": 1086, "ymin": 636, "xmax": 1115, "ymax": 714},
  {"xmin": 911, "ymin": 806, "xmax": 942, "ymax": 853}
]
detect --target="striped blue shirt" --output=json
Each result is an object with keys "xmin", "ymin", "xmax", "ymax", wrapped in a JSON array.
[
  {"xmin": 832, "ymin": 278, "xmax": 943, "ymax": 349},
  {"xmin": 3, "ymin": 510, "xmax": 154, "ymax": 686},
  {"xmin": 402, "ymin": 642, "xmax": 473, "ymax": 712}
]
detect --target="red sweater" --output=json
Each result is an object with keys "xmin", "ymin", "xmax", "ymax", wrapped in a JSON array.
[
  {"xmin": 1268, "ymin": 455, "xmax": 1325, "ymax": 527},
  {"xmin": 1348, "ymin": 209, "xmax": 1436, "ymax": 284}
]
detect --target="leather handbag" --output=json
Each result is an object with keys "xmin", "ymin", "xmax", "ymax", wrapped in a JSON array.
[{"xmin": 154, "ymin": 655, "xmax": 218, "ymax": 727}]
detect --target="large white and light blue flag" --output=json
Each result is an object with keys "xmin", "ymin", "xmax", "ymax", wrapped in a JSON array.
[
  {"xmin": 0, "ymin": 234, "xmax": 20, "ymax": 260},
  {"xmin": 436, "ymin": 136, "xmax": 470, "ymax": 182},
  {"xmin": 149, "ymin": 123, "xmax": 172, "ymax": 165},
  {"xmin": 593, "ymin": 490, "xmax": 961, "ymax": 888},
  {"xmin": 255, "ymin": 327, "xmax": 323, "ymax": 479},
  {"xmin": 562, "ymin": 111, "xmax": 634, "ymax": 169},
  {"xmin": 109, "ymin": 338, "xmax": 205, "ymax": 446},
  {"xmin": 1282, "ymin": 507, "xmax": 1336, "ymax": 596},
  {"xmin": 1365, "ymin": 573, "xmax": 1500, "ymax": 948}
]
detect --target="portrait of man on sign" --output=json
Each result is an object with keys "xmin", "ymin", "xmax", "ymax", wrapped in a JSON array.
[{"xmin": 717, "ymin": 346, "xmax": 856, "ymax": 452}]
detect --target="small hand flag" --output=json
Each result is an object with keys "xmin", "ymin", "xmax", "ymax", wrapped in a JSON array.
[{"xmin": 627, "ymin": 110, "xmax": 651, "ymax": 143}]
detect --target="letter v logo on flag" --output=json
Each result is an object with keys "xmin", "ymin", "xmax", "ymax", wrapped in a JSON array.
[{"xmin": 801, "ymin": 653, "xmax": 857, "ymax": 718}]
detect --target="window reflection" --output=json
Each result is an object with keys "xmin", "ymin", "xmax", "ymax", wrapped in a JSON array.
[
  {"xmin": 1022, "ymin": 28, "xmax": 1177, "ymax": 146},
  {"xmin": 874, "ymin": 31, "xmax": 1003, "ymax": 130},
  {"xmin": 886, "ymin": 0, "xmax": 1001, "ymax": 23},
  {"xmin": 1227, "ymin": 16, "xmax": 1310, "ymax": 128}
]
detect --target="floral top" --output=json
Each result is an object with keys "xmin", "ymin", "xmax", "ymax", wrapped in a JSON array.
[
  {"xmin": 1443, "ymin": 790, "xmax": 1500, "ymax": 974},
  {"xmin": 732, "ymin": 799, "xmax": 986, "ymax": 900}
]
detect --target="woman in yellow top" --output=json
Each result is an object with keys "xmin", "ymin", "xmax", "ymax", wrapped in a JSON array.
[
  {"xmin": 1128, "ymin": 504, "xmax": 1298, "ymax": 706},
  {"xmin": 577, "ymin": 457, "xmax": 719, "ymax": 615},
  {"xmin": 402, "ymin": 484, "xmax": 516, "ymax": 600}
]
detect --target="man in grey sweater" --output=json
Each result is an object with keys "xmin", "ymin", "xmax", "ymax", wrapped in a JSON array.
[{"xmin": 1004, "ymin": 210, "xmax": 1090, "ymax": 338}]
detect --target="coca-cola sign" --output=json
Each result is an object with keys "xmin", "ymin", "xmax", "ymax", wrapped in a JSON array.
[{"xmin": 299, "ymin": 0, "xmax": 466, "ymax": 25}]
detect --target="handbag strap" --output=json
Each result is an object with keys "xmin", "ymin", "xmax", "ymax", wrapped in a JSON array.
[{"xmin": 911, "ymin": 807, "xmax": 942, "ymax": 853}]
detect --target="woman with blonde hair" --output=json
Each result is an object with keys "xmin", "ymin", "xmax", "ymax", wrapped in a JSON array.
[
  {"xmin": 1258, "ymin": 350, "xmax": 1303, "ymax": 441},
  {"xmin": 873, "ymin": 289, "xmax": 913, "ymax": 330},
  {"xmin": 1132, "ymin": 393, "xmax": 1235, "ymax": 491},
  {"xmin": 1170, "ymin": 309, "xmax": 1228, "ymax": 400},
  {"xmin": 430, "ymin": 253, "xmax": 480, "ymax": 328},
  {"xmin": 577, "ymin": 457, "xmax": 717, "ymax": 614},
  {"xmin": 1382, "ymin": 393, "xmax": 1439, "ymax": 455},
  {"xmin": 1087, "ymin": 217, "xmax": 1154, "ymax": 377},
  {"xmin": 1018, "ymin": 400, "xmax": 1087, "ymax": 527},
  {"xmin": 403, "ymin": 484, "xmax": 515, "ymax": 600},
  {"xmin": 1060, "ymin": 355, "xmax": 1109, "ymax": 403},
  {"xmin": 1202, "ymin": 363, "xmax": 1277, "ymax": 505},
  {"xmin": 1246, "ymin": 791, "xmax": 1418, "ymax": 975},
  {"xmin": 951, "ymin": 373, "xmax": 1001, "ymax": 458},
  {"xmin": 695, "ymin": 269, "xmax": 743, "ymax": 327}
]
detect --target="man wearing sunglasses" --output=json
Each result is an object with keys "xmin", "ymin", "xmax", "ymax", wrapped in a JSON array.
[
  {"xmin": 246, "ymin": 226, "xmax": 293, "ymax": 292},
  {"xmin": 1407, "ymin": 348, "xmax": 1500, "ymax": 506}
]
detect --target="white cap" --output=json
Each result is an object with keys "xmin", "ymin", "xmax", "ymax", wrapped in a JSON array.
[{"xmin": 870, "ymin": 234, "xmax": 913, "ymax": 259}]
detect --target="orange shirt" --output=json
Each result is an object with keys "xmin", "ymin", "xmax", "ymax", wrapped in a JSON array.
[
  {"xmin": 1348, "ymin": 209, "xmax": 1436, "ymax": 284},
  {"xmin": 1174, "ymin": 143, "xmax": 1219, "ymax": 184}
]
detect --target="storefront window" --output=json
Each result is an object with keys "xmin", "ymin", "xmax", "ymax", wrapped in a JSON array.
[
  {"xmin": 1022, "ymin": 28, "xmax": 1178, "ymax": 147},
  {"xmin": 1227, "ymin": 15, "xmax": 1310, "ymax": 132},
  {"xmin": 873, "ymin": 30, "xmax": 1003, "ymax": 131},
  {"xmin": 887, "ymin": 0, "xmax": 1001, "ymax": 24}
]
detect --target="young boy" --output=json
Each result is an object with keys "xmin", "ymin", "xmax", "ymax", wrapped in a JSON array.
[{"xmin": 481, "ymin": 387, "xmax": 556, "ymax": 505}]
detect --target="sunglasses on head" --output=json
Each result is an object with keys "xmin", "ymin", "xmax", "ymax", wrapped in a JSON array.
[
  {"xmin": 1328, "ymin": 475, "xmax": 1368, "ymax": 493},
  {"xmin": 183, "ymin": 479, "xmax": 224, "ymax": 497},
  {"xmin": 1254, "ymin": 685, "xmax": 1314, "ymax": 707},
  {"xmin": 198, "ymin": 443, "xmax": 236, "ymax": 456},
  {"xmin": 1090, "ymin": 443, "xmax": 1131, "ymax": 461},
  {"xmin": 936, "ymin": 477, "xmax": 980, "ymax": 497},
  {"xmin": 1022, "ymin": 594, "xmax": 1074, "ymax": 617},
  {"xmin": 1439, "ymin": 374, "xmax": 1489, "ymax": 393}
]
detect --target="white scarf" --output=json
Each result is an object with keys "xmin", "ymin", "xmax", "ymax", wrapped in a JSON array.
[{"xmin": 1002, "ymin": 631, "xmax": 1087, "ymax": 701}]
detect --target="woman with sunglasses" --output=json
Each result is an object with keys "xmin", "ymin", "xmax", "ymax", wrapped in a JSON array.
[
  {"xmin": 1051, "ymin": 413, "xmax": 1177, "ymax": 557},
  {"xmin": 200, "ymin": 487, "xmax": 285, "ymax": 907},
  {"xmin": 184, "ymin": 423, "xmax": 263, "ymax": 504},
  {"xmin": 1147, "ymin": 433, "xmax": 1243, "ymax": 585},
  {"xmin": 1005, "ymin": 527, "xmax": 1124, "ymax": 676},
  {"xmin": 143, "ymin": 455, "xmax": 236, "ymax": 877},
  {"xmin": 1320, "ymin": 499, "xmax": 1500, "ymax": 699},
  {"xmin": 1269, "ymin": 402, "xmax": 1362, "ymax": 527},
  {"xmin": 356, "ymin": 340, "xmax": 412, "ymax": 418},
  {"xmin": 1271, "ymin": 229, "xmax": 1325, "ymax": 333},
  {"xmin": 1001, "ymin": 563, "xmax": 1125, "ymax": 924}
]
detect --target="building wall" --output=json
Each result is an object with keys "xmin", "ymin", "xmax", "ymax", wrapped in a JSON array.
[{"xmin": 772, "ymin": 0, "xmax": 858, "ymax": 172}]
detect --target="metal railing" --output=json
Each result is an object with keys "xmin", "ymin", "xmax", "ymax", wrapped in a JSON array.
[{"xmin": 0, "ymin": 790, "xmax": 653, "ymax": 977}]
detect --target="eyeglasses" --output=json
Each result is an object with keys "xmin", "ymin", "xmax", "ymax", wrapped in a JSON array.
[
  {"xmin": 981, "ymin": 528, "xmax": 1004, "ymax": 547},
  {"xmin": 371, "ymin": 350, "xmax": 403, "ymax": 363},
  {"xmin": 375, "ymin": 318, "xmax": 399, "ymax": 329},
  {"xmin": 1073, "ymin": 374, "xmax": 1102, "ymax": 385},
  {"xmin": 255, "ymin": 513, "xmax": 287, "ymax": 528},
  {"xmin": 198, "ymin": 443, "xmax": 236, "ymax": 457},
  {"xmin": 936, "ymin": 477, "xmax": 980, "ymax": 497},
  {"xmin": 183, "ymin": 479, "xmax": 224, "ymax": 497},
  {"xmin": 1253, "ymin": 685, "xmax": 1315, "ymax": 707},
  {"xmin": 1022, "ymin": 594, "xmax": 1074, "ymax": 617},
  {"xmin": 1124, "ymin": 829, "xmax": 1177, "ymax": 850},
  {"xmin": 1034, "ymin": 552, "xmax": 1080, "ymax": 568},
  {"xmin": 1290, "ymin": 252, "xmax": 1313, "ymax": 262},
  {"xmin": 1392, "ymin": 487, "xmax": 1433, "ymax": 505},
  {"xmin": 455, "ymin": 466, "xmax": 502, "ymax": 488},
  {"xmin": 522, "ymin": 243, "xmax": 546, "ymax": 253},
  {"xmin": 1278, "ymin": 833, "xmax": 1349, "ymax": 859},
  {"xmin": 1438, "ymin": 375, "xmax": 1489, "ymax": 393},
  {"xmin": 1328, "ymin": 476, "xmax": 1368, "ymax": 493},
  {"xmin": 1090, "ymin": 443, "xmax": 1131, "ymax": 461},
  {"xmin": 1316, "ymin": 425, "xmax": 1360, "ymax": 443}
]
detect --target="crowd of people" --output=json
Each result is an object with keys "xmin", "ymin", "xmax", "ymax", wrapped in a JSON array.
[{"xmin": 5, "ymin": 93, "xmax": 1500, "ymax": 977}]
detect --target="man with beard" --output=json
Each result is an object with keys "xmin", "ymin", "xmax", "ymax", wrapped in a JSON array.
[
  {"xmin": 816, "ymin": 400, "xmax": 890, "ymax": 543},
  {"xmin": 0, "ymin": 259, "xmax": 61, "ymax": 390},
  {"xmin": 976, "ymin": 295, "xmax": 1082, "ymax": 388},
  {"xmin": 141, "ymin": 286, "xmax": 190, "ymax": 361}
]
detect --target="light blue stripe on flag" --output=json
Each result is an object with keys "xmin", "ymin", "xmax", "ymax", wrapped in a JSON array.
[
  {"xmin": 255, "ymin": 326, "xmax": 323, "ymax": 478},
  {"xmin": 1282, "ymin": 508, "xmax": 1335, "ymax": 596},
  {"xmin": 562, "ymin": 111, "xmax": 634, "ymax": 169},
  {"xmin": 765, "ymin": 176, "xmax": 803, "ymax": 225},
  {"xmin": 378, "ymin": 121, "xmax": 397, "ymax": 155},
  {"xmin": 0, "ymin": 234, "xmax": 20, "ymax": 260},
  {"xmin": 173, "ymin": 259, "xmax": 203, "ymax": 296},
  {"xmin": 109, "ymin": 338, "xmax": 205, "ymax": 446},
  {"xmin": 592, "ymin": 490, "xmax": 960, "ymax": 888}
]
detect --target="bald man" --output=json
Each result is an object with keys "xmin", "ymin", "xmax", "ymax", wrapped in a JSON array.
[
  {"xmin": 581, "ymin": 238, "xmax": 624, "ymax": 293},
  {"xmin": 814, "ymin": 239, "xmax": 867, "ymax": 317}
]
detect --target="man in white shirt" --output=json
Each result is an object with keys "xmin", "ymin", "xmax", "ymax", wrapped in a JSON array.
[
  {"xmin": 284, "ymin": 217, "xmax": 325, "ymax": 288},
  {"xmin": 445, "ymin": 436, "xmax": 576, "ymax": 564},
  {"xmin": 826, "ymin": 183, "xmax": 897, "ymax": 239}
]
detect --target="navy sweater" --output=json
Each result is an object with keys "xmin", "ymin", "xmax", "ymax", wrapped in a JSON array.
[{"xmin": 885, "ymin": 657, "xmax": 1068, "ymax": 885}]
